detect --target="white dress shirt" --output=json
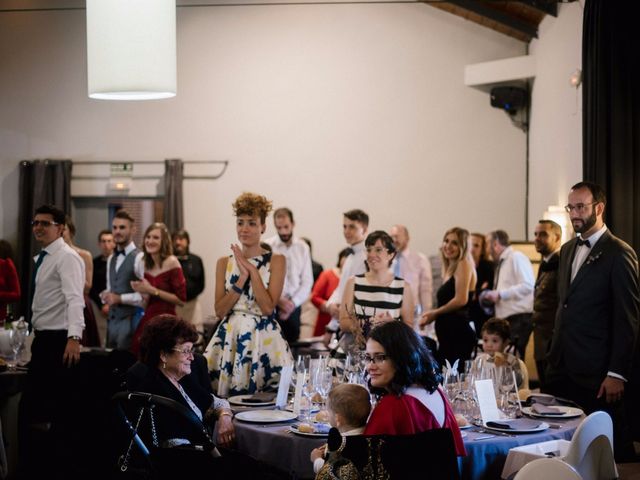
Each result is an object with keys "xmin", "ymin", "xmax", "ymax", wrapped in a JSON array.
[
  {"xmin": 571, "ymin": 224, "xmax": 607, "ymax": 282},
  {"xmin": 105, "ymin": 241, "xmax": 145, "ymax": 306},
  {"xmin": 265, "ymin": 235, "xmax": 313, "ymax": 307},
  {"xmin": 31, "ymin": 237, "xmax": 85, "ymax": 338},
  {"xmin": 325, "ymin": 241, "xmax": 367, "ymax": 331},
  {"xmin": 392, "ymin": 248, "xmax": 433, "ymax": 314},
  {"xmin": 494, "ymin": 246, "xmax": 535, "ymax": 318}
]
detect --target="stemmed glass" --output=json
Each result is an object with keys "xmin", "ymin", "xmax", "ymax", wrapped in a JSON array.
[
  {"xmin": 7, "ymin": 323, "xmax": 28, "ymax": 370},
  {"xmin": 497, "ymin": 365, "xmax": 515, "ymax": 416},
  {"xmin": 300, "ymin": 371, "xmax": 317, "ymax": 424},
  {"xmin": 314, "ymin": 366, "xmax": 333, "ymax": 411}
]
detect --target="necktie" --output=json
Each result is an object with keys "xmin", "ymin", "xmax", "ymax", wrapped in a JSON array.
[
  {"xmin": 394, "ymin": 253, "xmax": 402, "ymax": 278},
  {"xmin": 576, "ymin": 237, "xmax": 591, "ymax": 248},
  {"xmin": 29, "ymin": 250, "xmax": 48, "ymax": 326}
]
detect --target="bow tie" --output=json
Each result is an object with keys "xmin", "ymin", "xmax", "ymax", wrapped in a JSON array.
[
  {"xmin": 114, "ymin": 249, "xmax": 126, "ymax": 257},
  {"xmin": 576, "ymin": 237, "xmax": 591, "ymax": 248}
]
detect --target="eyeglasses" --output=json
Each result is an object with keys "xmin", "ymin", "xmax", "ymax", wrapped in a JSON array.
[
  {"xmin": 363, "ymin": 353, "xmax": 387, "ymax": 365},
  {"xmin": 172, "ymin": 347, "xmax": 195, "ymax": 356},
  {"xmin": 365, "ymin": 247, "xmax": 389, "ymax": 255},
  {"xmin": 564, "ymin": 202, "xmax": 598, "ymax": 213},
  {"xmin": 31, "ymin": 220, "xmax": 60, "ymax": 228}
]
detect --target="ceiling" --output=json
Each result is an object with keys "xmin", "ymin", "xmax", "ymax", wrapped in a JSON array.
[
  {"xmin": 427, "ymin": 1, "xmax": 564, "ymax": 43},
  {"xmin": 1, "ymin": 0, "xmax": 567, "ymax": 43}
]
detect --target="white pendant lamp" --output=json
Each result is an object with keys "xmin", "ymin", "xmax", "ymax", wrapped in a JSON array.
[{"xmin": 86, "ymin": 0, "xmax": 176, "ymax": 100}]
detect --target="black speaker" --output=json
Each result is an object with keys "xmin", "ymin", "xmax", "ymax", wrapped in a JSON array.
[{"xmin": 490, "ymin": 87, "xmax": 528, "ymax": 115}]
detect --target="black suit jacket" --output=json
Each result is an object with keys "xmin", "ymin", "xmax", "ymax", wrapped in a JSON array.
[{"xmin": 547, "ymin": 230, "xmax": 640, "ymax": 390}]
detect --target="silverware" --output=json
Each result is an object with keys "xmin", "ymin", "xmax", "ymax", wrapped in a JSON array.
[
  {"xmin": 473, "ymin": 435, "xmax": 496, "ymax": 441},
  {"xmin": 473, "ymin": 428, "xmax": 515, "ymax": 437}
]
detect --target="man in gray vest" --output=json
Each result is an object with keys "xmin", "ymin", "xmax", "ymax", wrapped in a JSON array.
[{"xmin": 101, "ymin": 210, "xmax": 143, "ymax": 350}]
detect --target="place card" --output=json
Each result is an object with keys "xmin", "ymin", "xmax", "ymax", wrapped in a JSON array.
[
  {"xmin": 474, "ymin": 379, "xmax": 501, "ymax": 424},
  {"xmin": 276, "ymin": 365, "xmax": 293, "ymax": 409}
]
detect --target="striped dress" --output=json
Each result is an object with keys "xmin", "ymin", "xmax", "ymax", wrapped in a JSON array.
[{"xmin": 352, "ymin": 274, "xmax": 405, "ymax": 339}]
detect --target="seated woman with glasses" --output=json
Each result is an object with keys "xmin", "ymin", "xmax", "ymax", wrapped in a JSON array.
[
  {"xmin": 126, "ymin": 314, "xmax": 236, "ymax": 449},
  {"xmin": 363, "ymin": 321, "xmax": 466, "ymax": 456},
  {"xmin": 339, "ymin": 231, "xmax": 414, "ymax": 352}
]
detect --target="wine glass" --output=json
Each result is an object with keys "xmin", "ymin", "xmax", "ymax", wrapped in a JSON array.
[
  {"xmin": 314, "ymin": 366, "xmax": 333, "ymax": 411},
  {"xmin": 7, "ymin": 326, "xmax": 27, "ymax": 370},
  {"xmin": 497, "ymin": 365, "xmax": 515, "ymax": 415},
  {"xmin": 300, "ymin": 371, "xmax": 317, "ymax": 424}
]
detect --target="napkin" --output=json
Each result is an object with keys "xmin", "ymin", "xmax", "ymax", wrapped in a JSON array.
[
  {"xmin": 485, "ymin": 419, "xmax": 541, "ymax": 430},
  {"xmin": 242, "ymin": 392, "xmax": 277, "ymax": 403},
  {"xmin": 314, "ymin": 423, "xmax": 331, "ymax": 434},
  {"xmin": 531, "ymin": 403, "xmax": 563, "ymax": 415},
  {"xmin": 527, "ymin": 394, "xmax": 555, "ymax": 406}
]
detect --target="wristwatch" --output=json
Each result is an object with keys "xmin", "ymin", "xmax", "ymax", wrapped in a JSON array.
[{"xmin": 69, "ymin": 335, "xmax": 81, "ymax": 342}]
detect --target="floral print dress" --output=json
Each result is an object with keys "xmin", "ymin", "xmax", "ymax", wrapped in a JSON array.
[{"xmin": 204, "ymin": 252, "xmax": 293, "ymax": 397}]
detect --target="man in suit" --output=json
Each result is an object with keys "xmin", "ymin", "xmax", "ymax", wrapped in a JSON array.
[
  {"xmin": 532, "ymin": 219, "xmax": 561, "ymax": 390},
  {"xmin": 546, "ymin": 181, "xmax": 639, "ymax": 461}
]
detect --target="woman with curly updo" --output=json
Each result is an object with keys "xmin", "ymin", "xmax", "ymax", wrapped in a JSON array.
[{"xmin": 205, "ymin": 193, "xmax": 292, "ymax": 397}]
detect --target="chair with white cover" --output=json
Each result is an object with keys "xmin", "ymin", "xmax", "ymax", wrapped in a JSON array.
[
  {"xmin": 563, "ymin": 410, "xmax": 618, "ymax": 480},
  {"xmin": 514, "ymin": 458, "xmax": 582, "ymax": 479}
]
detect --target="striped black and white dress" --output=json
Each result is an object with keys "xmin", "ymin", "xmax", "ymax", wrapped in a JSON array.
[{"xmin": 352, "ymin": 274, "xmax": 405, "ymax": 338}]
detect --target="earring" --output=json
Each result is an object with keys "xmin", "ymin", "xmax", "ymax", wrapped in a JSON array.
[{"xmin": 162, "ymin": 361, "xmax": 166, "ymax": 369}]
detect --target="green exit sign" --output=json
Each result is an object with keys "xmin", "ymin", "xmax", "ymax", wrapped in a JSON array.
[{"xmin": 110, "ymin": 163, "xmax": 133, "ymax": 177}]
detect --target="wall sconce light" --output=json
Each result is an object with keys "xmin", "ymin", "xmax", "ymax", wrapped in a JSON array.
[
  {"xmin": 86, "ymin": 0, "xmax": 176, "ymax": 100},
  {"xmin": 569, "ymin": 69, "xmax": 582, "ymax": 88}
]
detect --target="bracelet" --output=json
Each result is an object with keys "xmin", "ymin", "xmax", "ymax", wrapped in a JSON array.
[
  {"xmin": 231, "ymin": 284, "xmax": 243, "ymax": 295},
  {"xmin": 154, "ymin": 289, "xmax": 159, "ymax": 297}
]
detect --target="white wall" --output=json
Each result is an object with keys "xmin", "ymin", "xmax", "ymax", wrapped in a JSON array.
[
  {"xmin": 528, "ymin": 2, "xmax": 584, "ymax": 236},
  {"xmin": 1, "ymin": 3, "xmax": 532, "ymax": 311}
]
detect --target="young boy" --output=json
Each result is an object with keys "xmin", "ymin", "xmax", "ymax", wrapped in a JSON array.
[
  {"xmin": 310, "ymin": 383, "xmax": 371, "ymax": 474},
  {"xmin": 474, "ymin": 317, "xmax": 528, "ymax": 389}
]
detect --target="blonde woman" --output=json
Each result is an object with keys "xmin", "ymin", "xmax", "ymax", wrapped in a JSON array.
[
  {"xmin": 420, "ymin": 227, "xmax": 477, "ymax": 365},
  {"xmin": 205, "ymin": 192, "xmax": 292, "ymax": 397}
]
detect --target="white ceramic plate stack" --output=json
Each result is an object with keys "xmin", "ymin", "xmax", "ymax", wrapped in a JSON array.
[{"xmin": 235, "ymin": 410, "xmax": 297, "ymax": 423}]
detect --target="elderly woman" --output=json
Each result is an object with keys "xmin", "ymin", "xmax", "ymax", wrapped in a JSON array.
[
  {"xmin": 205, "ymin": 192, "xmax": 292, "ymax": 397},
  {"xmin": 421, "ymin": 227, "xmax": 477, "ymax": 365},
  {"xmin": 127, "ymin": 314, "xmax": 236, "ymax": 448},
  {"xmin": 363, "ymin": 321, "xmax": 465, "ymax": 457},
  {"xmin": 339, "ymin": 230, "xmax": 414, "ymax": 351}
]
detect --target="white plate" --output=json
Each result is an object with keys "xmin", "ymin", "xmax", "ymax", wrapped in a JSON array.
[
  {"xmin": 483, "ymin": 421, "xmax": 549, "ymax": 434},
  {"xmin": 289, "ymin": 424, "xmax": 330, "ymax": 437},
  {"xmin": 522, "ymin": 406, "xmax": 584, "ymax": 419},
  {"xmin": 228, "ymin": 394, "xmax": 276, "ymax": 407},
  {"xmin": 235, "ymin": 410, "xmax": 297, "ymax": 423}
]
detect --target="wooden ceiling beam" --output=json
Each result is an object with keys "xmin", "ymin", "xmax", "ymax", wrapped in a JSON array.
[{"xmin": 446, "ymin": 0, "xmax": 539, "ymax": 40}]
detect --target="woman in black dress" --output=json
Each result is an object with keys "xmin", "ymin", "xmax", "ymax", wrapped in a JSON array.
[
  {"xmin": 420, "ymin": 227, "xmax": 477, "ymax": 366},
  {"xmin": 469, "ymin": 232, "xmax": 495, "ymax": 336}
]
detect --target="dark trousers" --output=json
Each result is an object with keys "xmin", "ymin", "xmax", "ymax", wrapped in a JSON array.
[
  {"xmin": 505, "ymin": 313, "xmax": 532, "ymax": 359},
  {"xmin": 546, "ymin": 371, "xmax": 636, "ymax": 462},
  {"xmin": 536, "ymin": 359, "xmax": 548, "ymax": 389},
  {"xmin": 276, "ymin": 306, "xmax": 301, "ymax": 344},
  {"xmin": 18, "ymin": 330, "xmax": 75, "ymax": 478}
]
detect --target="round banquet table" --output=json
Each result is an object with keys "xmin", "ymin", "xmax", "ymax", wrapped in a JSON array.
[{"xmin": 233, "ymin": 414, "xmax": 582, "ymax": 480}]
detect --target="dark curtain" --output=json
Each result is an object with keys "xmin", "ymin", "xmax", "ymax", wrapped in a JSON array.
[
  {"xmin": 17, "ymin": 159, "xmax": 72, "ymax": 320},
  {"xmin": 164, "ymin": 158, "xmax": 184, "ymax": 233},
  {"xmin": 582, "ymin": 0, "xmax": 640, "ymax": 254}
]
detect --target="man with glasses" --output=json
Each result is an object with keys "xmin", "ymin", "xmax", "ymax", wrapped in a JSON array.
[
  {"xmin": 20, "ymin": 205, "xmax": 85, "ymax": 472},
  {"xmin": 547, "ymin": 181, "xmax": 639, "ymax": 461}
]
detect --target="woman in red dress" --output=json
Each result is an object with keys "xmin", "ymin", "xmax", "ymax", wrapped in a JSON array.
[
  {"xmin": 0, "ymin": 240, "xmax": 20, "ymax": 321},
  {"xmin": 363, "ymin": 321, "xmax": 466, "ymax": 456},
  {"xmin": 130, "ymin": 222, "xmax": 186, "ymax": 354},
  {"xmin": 311, "ymin": 247, "xmax": 352, "ymax": 336}
]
